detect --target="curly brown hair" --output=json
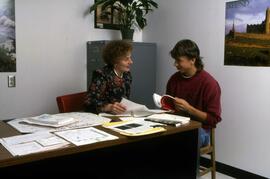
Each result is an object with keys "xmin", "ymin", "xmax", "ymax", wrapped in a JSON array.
[{"xmin": 102, "ymin": 40, "xmax": 133, "ymax": 66}]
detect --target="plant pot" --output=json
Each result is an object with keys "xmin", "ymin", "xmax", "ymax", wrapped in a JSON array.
[{"xmin": 120, "ymin": 29, "xmax": 134, "ymax": 40}]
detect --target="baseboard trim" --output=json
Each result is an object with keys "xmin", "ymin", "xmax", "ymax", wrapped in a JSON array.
[{"xmin": 200, "ymin": 157, "xmax": 268, "ymax": 179}]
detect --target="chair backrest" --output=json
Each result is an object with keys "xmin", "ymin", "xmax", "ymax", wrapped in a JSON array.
[
  {"xmin": 56, "ymin": 92, "xmax": 87, "ymax": 113},
  {"xmin": 199, "ymin": 128, "xmax": 216, "ymax": 179}
]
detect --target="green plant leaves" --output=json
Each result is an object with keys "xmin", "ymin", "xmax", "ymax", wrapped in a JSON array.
[{"xmin": 89, "ymin": 0, "xmax": 158, "ymax": 30}]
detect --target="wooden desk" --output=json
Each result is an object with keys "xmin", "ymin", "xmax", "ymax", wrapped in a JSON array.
[{"xmin": 0, "ymin": 120, "xmax": 201, "ymax": 178}]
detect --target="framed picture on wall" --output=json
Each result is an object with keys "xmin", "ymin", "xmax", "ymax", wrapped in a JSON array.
[
  {"xmin": 225, "ymin": 0, "xmax": 270, "ymax": 66},
  {"xmin": 0, "ymin": 0, "xmax": 16, "ymax": 72},
  {"xmin": 94, "ymin": 1, "xmax": 121, "ymax": 30}
]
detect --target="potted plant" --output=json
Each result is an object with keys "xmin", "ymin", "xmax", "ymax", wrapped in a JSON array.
[{"xmin": 89, "ymin": 0, "xmax": 158, "ymax": 40}]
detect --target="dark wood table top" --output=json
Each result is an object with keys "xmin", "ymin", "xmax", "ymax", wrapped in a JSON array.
[{"xmin": 0, "ymin": 120, "xmax": 201, "ymax": 168}]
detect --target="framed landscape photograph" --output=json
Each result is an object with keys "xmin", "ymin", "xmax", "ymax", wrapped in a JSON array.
[
  {"xmin": 225, "ymin": 0, "xmax": 270, "ymax": 66},
  {"xmin": 94, "ymin": 1, "xmax": 120, "ymax": 30},
  {"xmin": 0, "ymin": 0, "xmax": 16, "ymax": 72}
]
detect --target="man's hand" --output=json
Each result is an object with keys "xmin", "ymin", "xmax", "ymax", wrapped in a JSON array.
[
  {"xmin": 174, "ymin": 97, "xmax": 207, "ymax": 121},
  {"xmin": 174, "ymin": 97, "xmax": 191, "ymax": 112}
]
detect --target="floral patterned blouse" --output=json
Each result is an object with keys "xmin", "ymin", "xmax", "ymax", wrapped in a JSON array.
[{"xmin": 84, "ymin": 65, "xmax": 132, "ymax": 114}]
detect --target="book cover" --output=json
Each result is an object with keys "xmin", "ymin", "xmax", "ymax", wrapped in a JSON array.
[{"xmin": 153, "ymin": 93, "xmax": 175, "ymax": 111}]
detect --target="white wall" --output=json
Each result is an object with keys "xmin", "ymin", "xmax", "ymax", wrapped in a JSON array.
[
  {"xmin": 2, "ymin": 0, "xmax": 270, "ymax": 177},
  {"xmin": 143, "ymin": 0, "xmax": 270, "ymax": 178},
  {"xmin": 0, "ymin": 0, "xmax": 142, "ymax": 119}
]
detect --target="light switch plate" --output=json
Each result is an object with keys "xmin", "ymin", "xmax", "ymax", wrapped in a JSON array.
[{"xmin": 8, "ymin": 75, "xmax": 16, "ymax": 87}]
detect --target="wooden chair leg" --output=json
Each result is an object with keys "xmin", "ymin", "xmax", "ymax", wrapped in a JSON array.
[
  {"xmin": 199, "ymin": 128, "xmax": 216, "ymax": 179},
  {"xmin": 211, "ymin": 129, "xmax": 216, "ymax": 179},
  {"xmin": 211, "ymin": 155, "xmax": 216, "ymax": 179}
]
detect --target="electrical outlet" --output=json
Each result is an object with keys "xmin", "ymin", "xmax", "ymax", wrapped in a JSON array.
[{"xmin": 8, "ymin": 75, "xmax": 16, "ymax": 87}]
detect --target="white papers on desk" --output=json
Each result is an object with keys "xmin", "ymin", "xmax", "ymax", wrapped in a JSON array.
[
  {"xmin": 8, "ymin": 112, "xmax": 111, "ymax": 134},
  {"xmin": 8, "ymin": 118, "xmax": 53, "ymax": 133},
  {"xmin": 54, "ymin": 127, "xmax": 118, "ymax": 146},
  {"xmin": 99, "ymin": 98, "xmax": 168, "ymax": 118},
  {"xmin": 121, "ymin": 98, "xmax": 158, "ymax": 117},
  {"xmin": 0, "ymin": 132, "xmax": 70, "ymax": 156},
  {"xmin": 22, "ymin": 114, "xmax": 78, "ymax": 128},
  {"xmin": 145, "ymin": 113, "xmax": 190, "ymax": 125}
]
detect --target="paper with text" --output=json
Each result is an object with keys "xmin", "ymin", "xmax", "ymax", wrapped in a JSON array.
[
  {"xmin": 146, "ymin": 114, "xmax": 190, "ymax": 124},
  {"xmin": 22, "ymin": 114, "xmax": 78, "ymax": 127},
  {"xmin": 8, "ymin": 112, "xmax": 111, "ymax": 133},
  {"xmin": 0, "ymin": 132, "xmax": 70, "ymax": 156},
  {"xmin": 54, "ymin": 127, "xmax": 118, "ymax": 146},
  {"xmin": 99, "ymin": 98, "xmax": 167, "ymax": 118}
]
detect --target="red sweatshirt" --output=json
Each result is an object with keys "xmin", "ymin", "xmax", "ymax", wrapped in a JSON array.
[{"xmin": 166, "ymin": 70, "xmax": 221, "ymax": 129}]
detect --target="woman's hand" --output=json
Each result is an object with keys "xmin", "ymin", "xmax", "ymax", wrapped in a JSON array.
[{"xmin": 102, "ymin": 102, "xmax": 127, "ymax": 114}]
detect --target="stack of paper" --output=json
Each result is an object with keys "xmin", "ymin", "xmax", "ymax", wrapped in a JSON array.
[
  {"xmin": 8, "ymin": 112, "xmax": 111, "ymax": 134},
  {"xmin": 145, "ymin": 113, "xmax": 190, "ymax": 126},
  {"xmin": 0, "ymin": 132, "xmax": 70, "ymax": 156},
  {"xmin": 100, "ymin": 98, "xmax": 168, "ymax": 117},
  {"xmin": 22, "ymin": 114, "xmax": 78, "ymax": 128}
]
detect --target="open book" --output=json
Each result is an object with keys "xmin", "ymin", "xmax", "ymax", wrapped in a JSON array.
[
  {"xmin": 22, "ymin": 114, "xmax": 78, "ymax": 128},
  {"xmin": 153, "ymin": 93, "xmax": 175, "ymax": 111}
]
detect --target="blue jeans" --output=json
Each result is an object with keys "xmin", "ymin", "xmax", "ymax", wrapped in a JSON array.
[{"xmin": 199, "ymin": 128, "xmax": 210, "ymax": 147}]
